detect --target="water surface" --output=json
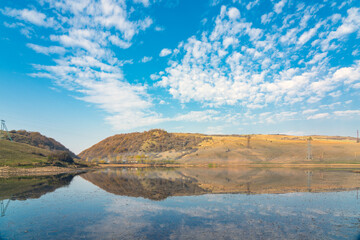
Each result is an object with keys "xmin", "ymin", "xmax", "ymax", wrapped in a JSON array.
[{"xmin": 1, "ymin": 167, "xmax": 360, "ymax": 239}]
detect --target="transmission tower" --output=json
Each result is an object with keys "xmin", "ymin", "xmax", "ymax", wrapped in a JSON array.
[
  {"xmin": 0, "ymin": 199, "xmax": 10, "ymax": 217},
  {"xmin": 0, "ymin": 120, "xmax": 12, "ymax": 141},
  {"xmin": 306, "ymin": 137, "xmax": 312, "ymax": 160},
  {"xmin": 247, "ymin": 135, "xmax": 251, "ymax": 148},
  {"xmin": 305, "ymin": 170, "xmax": 313, "ymax": 192}
]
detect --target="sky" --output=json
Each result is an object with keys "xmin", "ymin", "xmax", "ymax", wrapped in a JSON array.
[{"xmin": 0, "ymin": 0, "xmax": 359, "ymax": 153}]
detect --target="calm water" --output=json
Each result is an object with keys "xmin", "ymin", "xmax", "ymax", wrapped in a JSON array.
[{"xmin": 1, "ymin": 167, "xmax": 360, "ymax": 239}]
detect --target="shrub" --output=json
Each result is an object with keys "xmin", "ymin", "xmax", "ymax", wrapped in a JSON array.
[{"xmin": 48, "ymin": 151, "xmax": 74, "ymax": 164}]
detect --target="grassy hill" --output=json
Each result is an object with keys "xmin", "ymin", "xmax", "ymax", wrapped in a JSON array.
[
  {"xmin": 0, "ymin": 139, "xmax": 83, "ymax": 168},
  {"xmin": 8, "ymin": 130, "xmax": 76, "ymax": 158},
  {"xmin": 79, "ymin": 129, "xmax": 360, "ymax": 165},
  {"xmin": 0, "ymin": 139, "xmax": 51, "ymax": 167}
]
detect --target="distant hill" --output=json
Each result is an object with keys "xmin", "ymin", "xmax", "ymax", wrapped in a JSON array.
[
  {"xmin": 79, "ymin": 129, "xmax": 360, "ymax": 164},
  {"xmin": 9, "ymin": 130, "xmax": 76, "ymax": 158}
]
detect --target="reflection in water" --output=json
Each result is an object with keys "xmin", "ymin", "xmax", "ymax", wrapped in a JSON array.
[
  {"xmin": 0, "ymin": 173, "xmax": 78, "ymax": 219},
  {"xmin": 305, "ymin": 170, "xmax": 313, "ymax": 192},
  {"xmin": 0, "ymin": 167, "xmax": 360, "ymax": 239},
  {"xmin": 0, "ymin": 199, "xmax": 10, "ymax": 217},
  {"xmin": 81, "ymin": 167, "xmax": 360, "ymax": 199}
]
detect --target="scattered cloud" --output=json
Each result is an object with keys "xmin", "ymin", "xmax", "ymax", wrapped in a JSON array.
[
  {"xmin": 27, "ymin": 43, "xmax": 65, "ymax": 55},
  {"xmin": 333, "ymin": 110, "xmax": 360, "ymax": 117},
  {"xmin": 141, "ymin": 56, "xmax": 152, "ymax": 63},
  {"xmin": 307, "ymin": 113, "xmax": 330, "ymax": 120},
  {"xmin": 154, "ymin": 26, "xmax": 165, "ymax": 31},
  {"xmin": 274, "ymin": 0, "xmax": 287, "ymax": 14},
  {"xmin": 1, "ymin": 8, "xmax": 57, "ymax": 27},
  {"xmin": 159, "ymin": 48, "xmax": 172, "ymax": 57}
]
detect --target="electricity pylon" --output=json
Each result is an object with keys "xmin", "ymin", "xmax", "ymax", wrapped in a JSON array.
[
  {"xmin": 306, "ymin": 137, "xmax": 312, "ymax": 160},
  {"xmin": 247, "ymin": 135, "xmax": 251, "ymax": 148},
  {"xmin": 0, "ymin": 120, "xmax": 12, "ymax": 141},
  {"xmin": 0, "ymin": 199, "xmax": 10, "ymax": 217}
]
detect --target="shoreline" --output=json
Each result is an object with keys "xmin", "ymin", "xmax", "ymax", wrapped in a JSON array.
[
  {"xmin": 0, "ymin": 166, "xmax": 89, "ymax": 178},
  {"xmin": 98, "ymin": 163, "xmax": 360, "ymax": 168},
  {"xmin": 2, "ymin": 163, "xmax": 360, "ymax": 178}
]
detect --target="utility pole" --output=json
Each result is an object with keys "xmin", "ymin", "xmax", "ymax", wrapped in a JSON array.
[
  {"xmin": 306, "ymin": 137, "xmax": 312, "ymax": 160},
  {"xmin": 0, "ymin": 120, "xmax": 12, "ymax": 141},
  {"xmin": 357, "ymin": 130, "xmax": 359, "ymax": 143}
]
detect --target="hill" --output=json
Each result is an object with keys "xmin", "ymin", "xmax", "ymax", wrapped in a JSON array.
[
  {"xmin": 79, "ymin": 129, "xmax": 360, "ymax": 165},
  {"xmin": 79, "ymin": 129, "xmax": 208, "ymax": 161},
  {"xmin": 8, "ymin": 130, "xmax": 76, "ymax": 158},
  {"xmin": 0, "ymin": 139, "xmax": 81, "ymax": 168},
  {"xmin": 0, "ymin": 139, "xmax": 51, "ymax": 167}
]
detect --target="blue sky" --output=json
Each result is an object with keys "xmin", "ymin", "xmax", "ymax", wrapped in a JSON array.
[{"xmin": 0, "ymin": 0, "xmax": 359, "ymax": 153}]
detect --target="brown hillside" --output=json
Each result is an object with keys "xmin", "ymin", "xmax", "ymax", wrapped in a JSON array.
[
  {"xmin": 79, "ymin": 129, "xmax": 208, "ymax": 161},
  {"xmin": 79, "ymin": 130, "xmax": 360, "ymax": 164}
]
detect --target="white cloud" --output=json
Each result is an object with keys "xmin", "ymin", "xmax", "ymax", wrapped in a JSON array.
[
  {"xmin": 173, "ymin": 110, "xmax": 219, "ymax": 122},
  {"xmin": 308, "ymin": 52, "xmax": 327, "ymax": 65},
  {"xmin": 159, "ymin": 48, "xmax": 172, "ymax": 57},
  {"xmin": 298, "ymin": 22, "xmax": 322, "ymax": 46},
  {"xmin": 1, "ymin": 8, "xmax": 57, "ymax": 28},
  {"xmin": 321, "ymin": 7, "xmax": 360, "ymax": 51},
  {"xmin": 141, "ymin": 56, "xmax": 152, "ymax": 63},
  {"xmin": 227, "ymin": 7, "xmax": 240, "ymax": 20},
  {"xmin": 109, "ymin": 35, "xmax": 132, "ymax": 49},
  {"xmin": 7, "ymin": 0, "xmax": 162, "ymax": 131},
  {"xmin": 302, "ymin": 109, "xmax": 318, "ymax": 115},
  {"xmin": 274, "ymin": 0, "xmax": 287, "ymax": 14},
  {"xmin": 261, "ymin": 13, "xmax": 273, "ymax": 24},
  {"xmin": 246, "ymin": 0, "xmax": 260, "ymax": 10},
  {"xmin": 333, "ymin": 110, "xmax": 360, "ymax": 117},
  {"xmin": 154, "ymin": 26, "xmax": 165, "ymax": 31},
  {"xmin": 27, "ymin": 43, "xmax": 66, "ymax": 55},
  {"xmin": 157, "ymin": 3, "xmax": 360, "ymax": 117},
  {"xmin": 307, "ymin": 113, "xmax": 329, "ymax": 120},
  {"xmin": 133, "ymin": 0, "xmax": 150, "ymax": 7}
]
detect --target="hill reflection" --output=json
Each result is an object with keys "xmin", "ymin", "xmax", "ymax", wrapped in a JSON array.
[{"xmin": 81, "ymin": 167, "xmax": 360, "ymax": 200}]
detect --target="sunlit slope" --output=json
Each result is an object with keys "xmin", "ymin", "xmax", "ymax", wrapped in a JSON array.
[
  {"xmin": 0, "ymin": 140, "xmax": 51, "ymax": 167},
  {"xmin": 178, "ymin": 134, "xmax": 360, "ymax": 164},
  {"xmin": 79, "ymin": 129, "xmax": 360, "ymax": 164}
]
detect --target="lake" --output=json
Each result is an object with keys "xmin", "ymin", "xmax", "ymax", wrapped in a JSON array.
[{"xmin": 1, "ymin": 167, "xmax": 360, "ymax": 239}]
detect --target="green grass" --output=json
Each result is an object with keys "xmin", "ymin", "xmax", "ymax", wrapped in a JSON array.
[{"xmin": 0, "ymin": 140, "xmax": 51, "ymax": 167}]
